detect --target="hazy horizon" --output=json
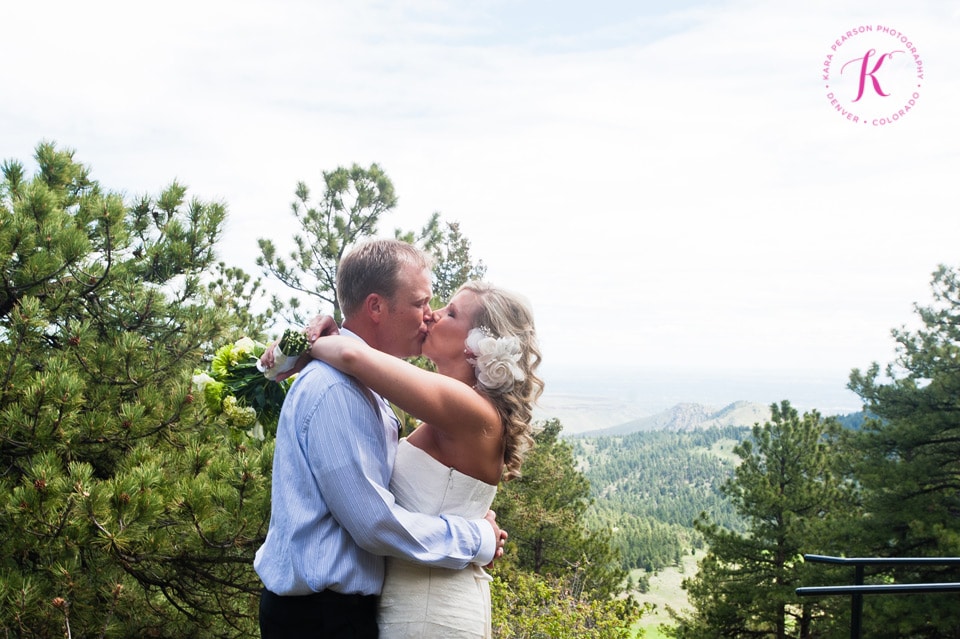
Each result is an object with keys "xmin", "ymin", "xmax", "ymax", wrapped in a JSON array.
[{"xmin": 536, "ymin": 365, "xmax": 864, "ymax": 433}]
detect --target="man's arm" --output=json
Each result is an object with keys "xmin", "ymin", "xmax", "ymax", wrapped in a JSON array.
[{"xmin": 308, "ymin": 376, "xmax": 497, "ymax": 567}]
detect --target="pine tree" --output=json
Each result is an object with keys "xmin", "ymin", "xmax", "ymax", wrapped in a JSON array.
[
  {"xmin": 492, "ymin": 420, "xmax": 634, "ymax": 609},
  {"xmin": 256, "ymin": 163, "xmax": 398, "ymax": 325},
  {"xmin": 671, "ymin": 402, "xmax": 855, "ymax": 639},
  {"xmin": 490, "ymin": 419, "xmax": 642, "ymax": 636},
  {"xmin": 257, "ymin": 167, "xmax": 487, "ymax": 327},
  {"xmin": 0, "ymin": 143, "xmax": 268, "ymax": 638},
  {"xmin": 400, "ymin": 217, "xmax": 487, "ymax": 305},
  {"xmin": 845, "ymin": 264, "xmax": 960, "ymax": 637}
]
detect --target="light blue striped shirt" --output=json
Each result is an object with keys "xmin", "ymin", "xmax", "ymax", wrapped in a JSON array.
[{"xmin": 254, "ymin": 345, "xmax": 496, "ymax": 596}]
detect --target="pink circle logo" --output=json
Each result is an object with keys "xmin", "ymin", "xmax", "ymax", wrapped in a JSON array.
[{"xmin": 822, "ymin": 25, "xmax": 924, "ymax": 126}]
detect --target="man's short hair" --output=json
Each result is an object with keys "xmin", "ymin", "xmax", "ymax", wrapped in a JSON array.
[{"xmin": 336, "ymin": 239, "xmax": 432, "ymax": 318}]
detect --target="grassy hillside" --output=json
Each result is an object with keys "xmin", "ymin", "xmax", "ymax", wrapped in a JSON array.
[{"xmin": 629, "ymin": 550, "xmax": 704, "ymax": 637}]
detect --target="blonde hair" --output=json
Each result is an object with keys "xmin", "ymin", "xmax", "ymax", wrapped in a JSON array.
[{"xmin": 458, "ymin": 281, "xmax": 543, "ymax": 481}]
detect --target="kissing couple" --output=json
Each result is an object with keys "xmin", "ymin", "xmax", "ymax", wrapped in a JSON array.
[{"xmin": 255, "ymin": 238, "xmax": 543, "ymax": 638}]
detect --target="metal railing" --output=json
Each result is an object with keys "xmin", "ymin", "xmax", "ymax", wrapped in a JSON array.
[{"xmin": 796, "ymin": 554, "xmax": 960, "ymax": 639}]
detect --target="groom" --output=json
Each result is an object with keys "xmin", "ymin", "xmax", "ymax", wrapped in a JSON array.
[{"xmin": 255, "ymin": 238, "xmax": 503, "ymax": 638}]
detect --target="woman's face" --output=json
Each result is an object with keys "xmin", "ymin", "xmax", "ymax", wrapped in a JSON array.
[{"xmin": 423, "ymin": 289, "xmax": 483, "ymax": 365}]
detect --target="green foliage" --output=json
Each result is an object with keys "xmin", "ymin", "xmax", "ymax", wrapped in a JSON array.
[
  {"xmin": 491, "ymin": 569, "xmax": 644, "ymax": 638},
  {"xmin": 670, "ymin": 402, "xmax": 856, "ymax": 639},
  {"xmin": 611, "ymin": 265, "xmax": 960, "ymax": 637},
  {"xmin": 841, "ymin": 263, "xmax": 960, "ymax": 637},
  {"xmin": 0, "ymin": 143, "xmax": 269, "ymax": 638},
  {"xmin": 396, "ymin": 215, "xmax": 488, "ymax": 306},
  {"xmin": 491, "ymin": 420, "xmax": 642, "ymax": 636},
  {"xmin": 258, "ymin": 168, "xmax": 486, "ymax": 326},
  {"xmin": 574, "ymin": 427, "xmax": 748, "ymax": 573},
  {"xmin": 492, "ymin": 421, "xmax": 636, "ymax": 619},
  {"xmin": 204, "ymin": 261, "xmax": 272, "ymax": 339},
  {"xmin": 0, "ymin": 145, "xmax": 632, "ymax": 637}
]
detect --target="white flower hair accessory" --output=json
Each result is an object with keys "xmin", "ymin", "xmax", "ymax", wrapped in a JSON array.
[{"xmin": 465, "ymin": 327, "xmax": 525, "ymax": 392}]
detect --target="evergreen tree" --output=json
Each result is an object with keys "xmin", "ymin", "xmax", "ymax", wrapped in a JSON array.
[
  {"xmin": 257, "ymin": 168, "xmax": 486, "ymax": 326},
  {"xmin": 490, "ymin": 419, "xmax": 642, "ymax": 637},
  {"xmin": 0, "ymin": 143, "xmax": 268, "ymax": 638},
  {"xmin": 491, "ymin": 570, "xmax": 642, "ymax": 639},
  {"xmin": 574, "ymin": 427, "xmax": 748, "ymax": 573},
  {"xmin": 397, "ymin": 217, "xmax": 487, "ymax": 305},
  {"xmin": 1, "ymin": 143, "xmax": 631, "ymax": 637},
  {"xmin": 256, "ymin": 163, "xmax": 398, "ymax": 325},
  {"xmin": 492, "ymin": 420, "xmax": 632, "ymax": 604},
  {"xmin": 844, "ymin": 264, "xmax": 960, "ymax": 637},
  {"xmin": 671, "ymin": 402, "xmax": 854, "ymax": 639}
]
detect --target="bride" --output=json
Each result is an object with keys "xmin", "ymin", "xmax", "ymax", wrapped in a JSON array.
[{"xmin": 305, "ymin": 280, "xmax": 542, "ymax": 638}]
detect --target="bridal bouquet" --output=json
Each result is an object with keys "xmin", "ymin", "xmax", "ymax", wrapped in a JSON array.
[{"xmin": 192, "ymin": 330, "xmax": 310, "ymax": 438}]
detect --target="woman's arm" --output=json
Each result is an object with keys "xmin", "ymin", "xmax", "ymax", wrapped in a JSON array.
[{"xmin": 310, "ymin": 336, "xmax": 500, "ymax": 439}]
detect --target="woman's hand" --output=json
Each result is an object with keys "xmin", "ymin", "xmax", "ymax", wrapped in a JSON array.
[
  {"xmin": 259, "ymin": 315, "xmax": 340, "ymax": 383},
  {"xmin": 258, "ymin": 339, "xmax": 281, "ymax": 371},
  {"xmin": 306, "ymin": 314, "xmax": 340, "ymax": 342}
]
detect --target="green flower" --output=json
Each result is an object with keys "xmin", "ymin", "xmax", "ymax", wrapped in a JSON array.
[
  {"xmin": 192, "ymin": 335, "xmax": 296, "ymax": 438},
  {"xmin": 222, "ymin": 395, "xmax": 257, "ymax": 428},
  {"xmin": 192, "ymin": 371, "xmax": 227, "ymax": 414},
  {"xmin": 210, "ymin": 344, "xmax": 235, "ymax": 379}
]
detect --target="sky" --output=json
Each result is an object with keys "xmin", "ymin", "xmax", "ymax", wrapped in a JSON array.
[{"xmin": 3, "ymin": 0, "xmax": 959, "ymax": 416}]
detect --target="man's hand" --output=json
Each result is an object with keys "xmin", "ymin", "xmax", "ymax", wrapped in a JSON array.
[{"xmin": 484, "ymin": 510, "xmax": 508, "ymax": 568}]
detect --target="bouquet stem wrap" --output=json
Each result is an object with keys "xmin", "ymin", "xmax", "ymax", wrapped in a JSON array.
[{"xmin": 258, "ymin": 329, "xmax": 311, "ymax": 381}]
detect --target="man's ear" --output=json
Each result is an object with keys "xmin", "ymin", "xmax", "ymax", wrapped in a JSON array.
[{"xmin": 364, "ymin": 293, "xmax": 385, "ymax": 323}]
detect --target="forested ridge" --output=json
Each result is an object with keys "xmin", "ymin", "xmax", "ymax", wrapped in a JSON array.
[
  {"xmin": 571, "ymin": 412, "xmax": 867, "ymax": 577},
  {"xmin": 573, "ymin": 426, "xmax": 748, "ymax": 573}
]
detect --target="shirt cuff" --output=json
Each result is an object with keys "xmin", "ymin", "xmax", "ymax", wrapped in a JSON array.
[{"xmin": 472, "ymin": 518, "xmax": 497, "ymax": 566}]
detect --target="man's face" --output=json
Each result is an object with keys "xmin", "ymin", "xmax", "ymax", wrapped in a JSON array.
[{"xmin": 380, "ymin": 264, "xmax": 434, "ymax": 358}]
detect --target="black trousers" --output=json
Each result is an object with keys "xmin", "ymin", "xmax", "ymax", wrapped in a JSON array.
[{"xmin": 259, "ymin": 588, "xmax": 379, "ymax": 638}]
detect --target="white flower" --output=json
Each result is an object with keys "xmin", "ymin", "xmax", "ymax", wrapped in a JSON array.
[
  {"xmin": 465, "ymin": 328, "xmax": 525, "ymax": 392},
  {"xmin": 246, "ymin": 422, "xmax": 266, "ymax": 441},
  {"xmin": 192, "ymin": 372, "xmax": 216, "ymax": 393},
  {"xmin": 233, "ymin": 337, "xmax": 257, "ymax": 358}
]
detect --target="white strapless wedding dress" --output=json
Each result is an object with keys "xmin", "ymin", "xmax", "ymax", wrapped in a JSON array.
[{"xmin": 379, "ymin": 439, "xmax": 498, "ymax": 639}]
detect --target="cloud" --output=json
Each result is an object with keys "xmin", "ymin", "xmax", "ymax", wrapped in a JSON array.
[{"xmin": 3, "ymin": 0, "xmax": 958, "ymax": 399}]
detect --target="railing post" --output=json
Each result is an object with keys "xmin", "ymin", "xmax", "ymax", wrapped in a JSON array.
[{"xmin": 851, "ymin": 564, "xmax": 863, "ymax": 639}]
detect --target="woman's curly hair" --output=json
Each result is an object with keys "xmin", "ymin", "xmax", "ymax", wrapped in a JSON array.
[{"xmin": 458, "ymin": 281, "xmax": 543, "ymax": 481}]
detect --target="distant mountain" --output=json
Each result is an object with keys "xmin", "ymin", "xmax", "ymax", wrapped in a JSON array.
[
  {"xmin": 579, "ymin": 401, "xmax": 772, "ymax": 436},
  {"xmin": 536, "ymin": 367, "xmax": 864, "ymax": 435}
]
